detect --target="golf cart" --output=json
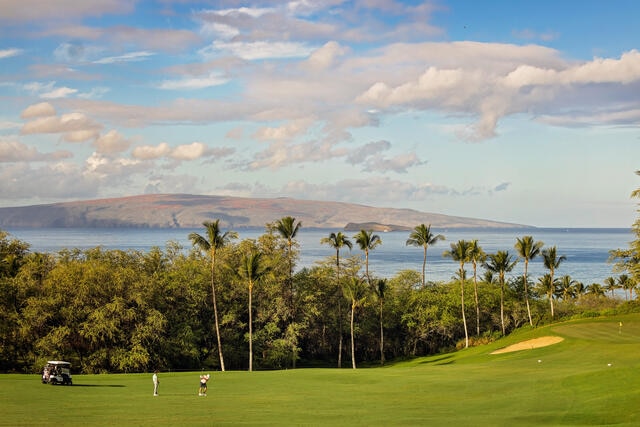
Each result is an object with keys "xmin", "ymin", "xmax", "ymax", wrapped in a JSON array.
[{"xmin": 42, "ymin": 361, "xmax": 72, "ymax": 385}]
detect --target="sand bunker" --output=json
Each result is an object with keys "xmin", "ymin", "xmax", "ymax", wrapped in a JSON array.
[{"xmin": 491, "ymin": 336, "xmax": 564, "ymax": 354}]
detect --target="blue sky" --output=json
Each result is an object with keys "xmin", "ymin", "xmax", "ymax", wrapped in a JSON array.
[{"xmin": 1, "ymin": 0, "xmax": 639, "ymax": 228}]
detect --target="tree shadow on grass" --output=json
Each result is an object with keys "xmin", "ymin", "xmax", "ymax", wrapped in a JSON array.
[{"xmin": 417, "ymin": 354, "xmax": 455, "ymax": 365}]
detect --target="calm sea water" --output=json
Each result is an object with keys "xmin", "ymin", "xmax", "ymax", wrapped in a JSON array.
[{"xmin": 5, "ymin": 227, "xmax": 633, "ymax": 285}]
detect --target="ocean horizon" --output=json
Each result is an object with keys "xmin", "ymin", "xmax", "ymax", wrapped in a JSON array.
[{"xmin": 5, "ymin": 226, "xmax": 633, "ymax": 286}]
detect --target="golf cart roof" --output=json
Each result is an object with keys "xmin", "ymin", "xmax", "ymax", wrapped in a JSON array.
[{"xmin": 47, "ymin": 361, "xmax": 71, "ymax": 366}]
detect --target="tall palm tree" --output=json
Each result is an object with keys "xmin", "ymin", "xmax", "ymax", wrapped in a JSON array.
[
  {"xmin": 342, "ymin": 276, "xmax": 368, "ymax": 369},
  {"xmin": 515, "ymin": 236, "xmax": 544, "ymax": 326},
  {"xmin": 467, "ymin": 240, "xmax": 485, "ymax": 336},
  {"xmin": 189, "ymin": 220, "xmax": 238, "ymax": 372},
  {"xmin": 236, "ymin": 251, "xmax": 270, "ymax": 372},
  {"xmin": 405, "ymin": 224, "xmax": 445, "ymax": 287},
  {"xmin": 443, "ymin": 240, "xmax": 471, "ymax": 348},
  {"xmin": 373, "ymin": 278, "xmax": 387, "ymax": 365},
  {"xmin": 541, "ymin": 246, "xmax": 566, "ymax": 319},
  {"xmin": 537, "ymin": 273, "xmax": 558, "ymax": 318},
  {"xmin": 320, "ymin": 232, "xmax": 352, "ymax": 368},
  {"xmin": 353, "ymin": 229, "xmax": 382, "ymax": 285},
  {"xmin": 273, "ymin": 216, "xmax": 302, "ymax": 368},
  {"xmin": 273, "ymin": 216, "xmax": 302, "ymax": 304},
  {"xmin": 483, "ymin": 250, "xmax": 518, "ymax": 336},
  {"xmin": 542, "ymin": 246, "xmax": 566, "ymax": 289}
]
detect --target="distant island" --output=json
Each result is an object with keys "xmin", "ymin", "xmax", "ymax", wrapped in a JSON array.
[{"xmin": 0, "ymin": 194, "xmax": 531, "ymax": 230}]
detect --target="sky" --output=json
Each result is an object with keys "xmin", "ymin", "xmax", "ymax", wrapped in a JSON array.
[{"xmin": 1, "ymin": 0, "xmax": 639, "ymax": 228}]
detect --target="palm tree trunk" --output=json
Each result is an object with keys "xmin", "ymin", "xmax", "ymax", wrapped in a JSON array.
[
  {"xmin": 350, "ymin": 302, "xmax": 356, "ymax": 369},
  {"xmin": 524, "ymin": 261, "xmax": 533, "ymax": 326},
  {"xmin": 473, "ymin": 262, "xmax": 480, "ymax": 336},
  {"xmin": 249, "ymin": 283, "xmax": 253, "ymax": 372},
  {"xmin": 211, "ymin": 257, "xmax": 225, "ymax": 371},
  {"xmin": 422, "ymin": 246, "xmax": 427, "ymax": 287},
  {"xmin": 460, "ymin": 264, "xmax": 469, "ymax": 349},
  {"xmin": 379, "ymin": 300, "xmax": 384, "ymax": 365},
  {"xmin": 500, "ymin": 279, "xmax": 506, "ymax": 336},
  {"xmin": 336, "ymin": 253, "xmax": 342, "ymax": 369}
]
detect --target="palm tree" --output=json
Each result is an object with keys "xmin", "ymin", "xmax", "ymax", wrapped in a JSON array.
[
  {"xmin": 618, "ymin": 274, "xmax": 636, "ymax": 300},
  {"xmin": 467, "ymin": 240, "xmax": 485, "ymax": 336},
  {"xmin": 189, "ymin": 220, "xmax": 238, "ymax": 372},
  {"xmin": 273, "ymin": 216, "xmax": 302, "ymax": 306},
  {"xmin": 353, "ymin": 229, "xmax": 382, "ymax": 285},
  {"xmin": 587, "ymin": 283, "xmax": 605, "ymax": 296},
  {"xmin": 273, "ymin": 216, "xmax": 302, "ymax": 368},
  {"xmin": 236, "ymin": 251, "xmax": 270, "ymax": 372},
  {"xmin": 604, "ymin": 276, "xmax": 618, "ymax": 298},
  {"xmin": 405, "ymin": 224, "xmax": 445, "ymax": 287},
  {"xmin": 541, "ymin": 246, "xmax": 566, "ymax": 319},
  {"xmin": 320, "ymin": 232, "xmax": 353, "ymax": 368},
  {"xmin": 483, "ymin": 250, "xmax": 518, "ymax": 335},
  {"xmin": 537, "ymin": 274, "xmax": 558, "ymax": 318},
  {"xmin": 558, "ymin": 275, "xmax": 578, "ymax": 301},
  {"xmin": 372, "ymin": 278, "xmax": 387, "ymax": 365},
  {"xmin": 342, "ymin": 276, "xmax": 368, "ymax": 369},
  {"xmin": 515, "ymin": 236, "xmax": 544, "ymax": 326},
  {"xmin": 443, "ymin": 240, "xmax": 471, "ymax": 348},
  {"xmin": 542, "ymin": 246, "xmax": 566, "ymax": 293}
]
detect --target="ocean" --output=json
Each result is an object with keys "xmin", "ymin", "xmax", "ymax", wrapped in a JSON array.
[{"xmin": 4, "ymin": 227, "xmax": 633, "ymax": 285}]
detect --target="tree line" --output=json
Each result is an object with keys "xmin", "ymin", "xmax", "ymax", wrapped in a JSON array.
[{"xmin": 1, "ymin": 173, "xmax": 639, "ymax": 373}]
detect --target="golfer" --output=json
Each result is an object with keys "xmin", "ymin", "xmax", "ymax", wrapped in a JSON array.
[
  {"xmin": 199, "ymin": 374, "xmax": 210, "ymax": 396},
  {"xmin": 152, "ymin": 370, "xmax": 159, "ymax": 396}
]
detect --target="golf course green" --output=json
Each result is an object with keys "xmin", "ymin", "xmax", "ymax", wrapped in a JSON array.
[{"xmin": 3, "ymin": 314, "xmax": 640, "ymax": 426}]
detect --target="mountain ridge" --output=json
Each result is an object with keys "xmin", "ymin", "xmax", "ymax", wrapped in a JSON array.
[{"xmin": 0, "ymin": 194, "xmax": 532, "ymax": 229}]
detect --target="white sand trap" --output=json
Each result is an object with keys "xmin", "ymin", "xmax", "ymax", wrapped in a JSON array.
[{"xmin": 491, "ymin": 336, "xmax": 564, "ymax": 354}]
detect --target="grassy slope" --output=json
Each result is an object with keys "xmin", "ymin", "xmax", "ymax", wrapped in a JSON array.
[{"xmin": 3, "ymin": 314, "xmax": 640, "ymax": 426}]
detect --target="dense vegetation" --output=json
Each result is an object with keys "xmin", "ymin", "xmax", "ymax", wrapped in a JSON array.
[{"xmin": 1, "ymin": 172, "xmax": 638, "ymax": 374}]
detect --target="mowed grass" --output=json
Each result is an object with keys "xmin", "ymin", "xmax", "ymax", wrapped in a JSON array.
[{"xmin": 4, "ymin": 314, "xmax": 640, "ymax": 426}]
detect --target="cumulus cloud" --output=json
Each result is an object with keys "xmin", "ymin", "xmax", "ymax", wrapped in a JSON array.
[
  {"xmin": 170, "ymin": 142, "xmax": 207, "ymax": 160},
  {"xmin": 93, "ymin": 130, "xmax": 131, "ymax": 154},
  {"xmin": 21, "ymin": 111, "xmax": 103, "ymax": 142},
  {"xmin": 0, "ymin": 140, "xmax": 72, "ymax": 162},
  {"xmin": 253, "ymin": 118, "xmax": 314, "ymax": 141},
  {"xmin": 21, "ymin": 102, "xmax": 56, "ymax": 119},
  {"xmin": 132, "ymin": 142, "xmax": 172, "ymax": 160}
]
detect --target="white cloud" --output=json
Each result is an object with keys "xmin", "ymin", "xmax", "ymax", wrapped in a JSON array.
[
  {"xmin": 0, "ymin": 140, "xmax": 72, "ymax": 162},
  {"xmin": 253, "ymin": 118, "xmax": 314, "ymax": 141},
  {"xmin": 21, "ymin": 112, "xmax": 103, "ymax": 139},
  {"xmin": 170, "ymin": 142, "xmax": 207, "ymax": 160},
  {"xmin": 41, "ymin": 86, "xmax": 78, "ymax": 99},
  {"xmin": 93, "ymin": 51, "xmax": 155, "ymax": 64},
  {"xmin": 21, "ymin": 102, "xmax": 56, "ymax": 119},
  {"xmin": 158, "ymin": 73, "xmax": 229, "ymax": 90},
  {"xmin": 0, "ymin": 48, "xmax": 23, "ymax": 59},
  {"xmin": 132, "ymin": 142, "xmax": 172, "ymax": 160},
  {"xmin": 202, "ymin": 40, "xmax": 314, "ymax": 60},
  {"xmin": 94, "ymin": 130, "xmax": 131, "ymax": 154}
]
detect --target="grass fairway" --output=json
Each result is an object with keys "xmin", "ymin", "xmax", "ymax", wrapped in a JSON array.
[{"xmin": 3, "ymin": 314, "xmax": 640, "ymax": 426}]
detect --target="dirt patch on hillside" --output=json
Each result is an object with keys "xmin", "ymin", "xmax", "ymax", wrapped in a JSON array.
[{"xmin": 491, "ymin": 336, "xmax": 564, "ymax": 354}]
